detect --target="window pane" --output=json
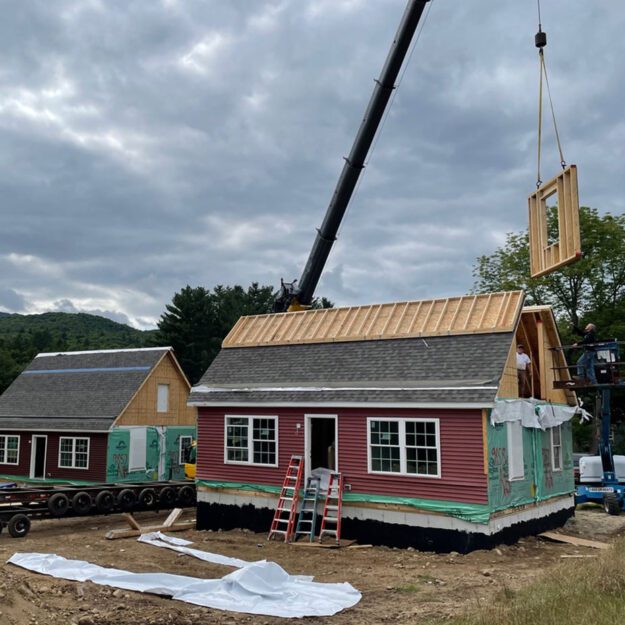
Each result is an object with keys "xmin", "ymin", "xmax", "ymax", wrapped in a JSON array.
[{"xmin": 60, "ymin": 439, "xmax": 73, "ymax": 453}]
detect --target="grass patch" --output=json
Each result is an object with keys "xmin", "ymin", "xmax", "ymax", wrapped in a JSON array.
[
  {"xmin": 448, "ymin": 538, "xmax": 625, "ymax": 625},
  {"xmin": 393, "ymin": 583, "xmax": 419, "ymax": 593}
]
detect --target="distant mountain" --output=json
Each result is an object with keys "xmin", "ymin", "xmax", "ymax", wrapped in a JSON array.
[
  {"xmin": 0, "ymin": 312, "xmax": 10, "ymax": 318},
  {"xmin": 0, "ymin": 312, "xmax": 159, "ymax": 394}
]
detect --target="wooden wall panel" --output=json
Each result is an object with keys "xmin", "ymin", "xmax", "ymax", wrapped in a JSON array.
[{"xmin": 116, "ymin": 353, "xmax": 197, "ymax": 427}]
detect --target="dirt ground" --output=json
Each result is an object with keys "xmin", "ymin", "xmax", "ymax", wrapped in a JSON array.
[{"xmin": 0, "ymin": 507, "xmax": 623, "ymax": 625}]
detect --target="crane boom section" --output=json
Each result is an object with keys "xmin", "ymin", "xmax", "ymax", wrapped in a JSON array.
[{"xmin": 278, "ymin": 0, "xmax": 430, "ymax": 311}]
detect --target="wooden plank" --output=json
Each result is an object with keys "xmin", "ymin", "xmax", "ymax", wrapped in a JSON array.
[
  {"xmin": 537, "ymin": 318, "xmax": 547, "ymax": 400},
  {"xmin": 462, "ymin": 295, "xmax": 479, "ymax": 331},
  {"xmin": 380, "ymin": 303, "xmax": 398, "ymax": 335},
  {"xmin": 433, "ymin": 298, "xmax": 451, "ymax": 332},
  {"xmin": 391, "ymin": 302, "xmax": 410, "ymax": 334},
  {"xmin": 539, "ymin": 531, "xmax": 609, "ymax": 550},
  {"xmin": 122, "ymin": 513, "xmax": 142, "ymax": 530},
  {"xmin": 476, "ymin": 293, "xmax": 493, "ymax": 330},
  {"xmin": 405, "ymin": 301, "xmax": 424, "ymax": 335},
  {"xmin": 163, "ymin": 507, "xmax": 183, "ymax": 527},
  {"xmin": 105, "ymin": 520, "xmax": 195, "ymax": 540}
]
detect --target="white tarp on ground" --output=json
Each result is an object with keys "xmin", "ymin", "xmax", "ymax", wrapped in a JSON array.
[
  {"xmin": 490, "ymin": 398, "xmax": 592, "ymax": 429},
  {"xmin": 8, "ymin": 539, "xmax": 361, "ymax": 618}
]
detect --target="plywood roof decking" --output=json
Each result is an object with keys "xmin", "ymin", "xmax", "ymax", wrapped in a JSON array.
[{"xmin": 223, "ymin": 291, "xmax": 524, "ymax": 349}]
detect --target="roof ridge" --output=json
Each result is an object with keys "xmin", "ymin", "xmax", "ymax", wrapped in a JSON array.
[{"xmin": 36, "ymin": 347, "xmax": 172, "ymax": 358}]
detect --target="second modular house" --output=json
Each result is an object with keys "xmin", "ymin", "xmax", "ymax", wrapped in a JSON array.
[
  {"xmin": 189, "ymin": 290, "xmax": 580, "ymax": 552},
  {"xmin": 0, "ymin": 347, "xmax": 196, "ymax": 484}
]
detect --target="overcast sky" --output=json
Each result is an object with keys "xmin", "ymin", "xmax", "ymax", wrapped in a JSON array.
[{"xmin": 1, "ymin": 0, "xmax": 624, "ymax": 329}]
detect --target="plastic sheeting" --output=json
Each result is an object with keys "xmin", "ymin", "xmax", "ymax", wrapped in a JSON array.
[
  {"xmin": 490, "ymin": 398, "xmax": 590, "ymax": 429},
  {"xmin": 8, "ymin": 544, "xmax": 361, "ymax": 618},
  {"xmin": 197, "ymin": 480, "xmax": 491, "ymax": 524}
]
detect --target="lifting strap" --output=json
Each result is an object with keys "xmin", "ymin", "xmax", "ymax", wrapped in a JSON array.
[{"xmin": 535, "ymin": 0, "xmax": 566, "ymax": 188}]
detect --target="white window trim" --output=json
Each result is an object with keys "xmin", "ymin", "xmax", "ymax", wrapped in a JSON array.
[
  {"xmin": 179, "ymin": 435, "xmax": 193, "ymax": 465},
  {"xmin": 0, "ymin": 434, "xmax": 20, "ymax": 465},
  {"xmin": 224, "ymin": 415, "xmax": 279, "ymax": 468},
  {"xmin": 366, "ymin": 417, "xmax": 441, "ymax": 479},
  {"xmin": 58, "ymin": 437, "xmax": 90, "ymax": 470},
  {"xmin": 507, "ymin": 421, "xmax": 525, "ymax": 481},
  {"xmin": 551, "ymin": 425, "xmax": 563, "ymax": 472}
]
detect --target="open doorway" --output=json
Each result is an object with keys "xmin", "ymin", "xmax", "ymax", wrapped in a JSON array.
[
  {"xmin": 30, "ymin": 435, "xmax": 47, "ymax": 479},
  {"xmin": 305, "ymin": 415, "xmax": 338, "ymax": 474}
]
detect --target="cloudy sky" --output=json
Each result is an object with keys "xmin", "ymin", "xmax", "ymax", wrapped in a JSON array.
[{"xmin": 1, "ymin": 0, "xmax": 624, "ymax": 329}]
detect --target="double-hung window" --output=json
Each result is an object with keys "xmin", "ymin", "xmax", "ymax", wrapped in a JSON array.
[
  {"xmin": 59, "ymin": 437, "xmax": 90, "ymax": 469},
  {"xmin": 368, "ymin": 418, "xmax": 440, "ymax": 477},
  {"xmin": 0, "ymin": 435, "xmax": 19, "ymax": 465},
  {"xmin": 225, "ymin": 416, "xmax": 277, "ymax": 466},
  {"xmin": 551, "ymin": 425, "xmax": 562, "ymax": 471}
]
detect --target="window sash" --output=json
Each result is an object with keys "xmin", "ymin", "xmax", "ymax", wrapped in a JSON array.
[
  {"xmin": 179, "ymin": 436, "xmax": 193, "ymax": 465},
  {"xmin": 367, "ymin": 418, "xmax": 441, "ymax": 478},
  {"xmin": 0, "ymin": 435, "xmax": 19, "ymax": 465},
  {"xmin": 551, "ymin": 425, "xmax": 562, "ymax": 471},
  {"xmin": 58, "ymin": 437, "xmax": 90, "ymax": 469},
  {"xmin": 225, "ymin": 416, "xmax": 277, "ymax": 466},
  {"xmin": 507, "ymin": 421, "xmax": 525, "ymax": 481},
  {"xmin": 157, "ymin": 384, "xmax": 169, "ymax": 413}
]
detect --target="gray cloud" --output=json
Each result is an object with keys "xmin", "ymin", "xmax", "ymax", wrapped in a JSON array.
[{"xmin": 1, "ymin": 0, "xmax": 624, "ymax": 328}]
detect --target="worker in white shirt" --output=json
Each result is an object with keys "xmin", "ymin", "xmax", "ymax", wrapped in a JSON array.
[{"xmin": 516, "ymin": 343, "xmax": 532, "ymax": 398}]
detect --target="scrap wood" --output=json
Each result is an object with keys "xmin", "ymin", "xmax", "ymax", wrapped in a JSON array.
[
  {"xmin": 291, "ymin": 539, "xmax": 356, "ymax": 549},
  {"xmin": 560, "ymin": 554, "xmax": 598, "ymax": 558},
  {"xmin": 105, "ymin": 509, "xmax": 193, "ymax": 540},
  {"xmin": 539, "ymin": 531, "xmax": 609, "ymax": 550}
]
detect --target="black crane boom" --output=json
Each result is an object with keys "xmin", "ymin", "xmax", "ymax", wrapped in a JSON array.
[{"xmin": 274, "ymin": 0, "xmax": 430, "ymax": 312}]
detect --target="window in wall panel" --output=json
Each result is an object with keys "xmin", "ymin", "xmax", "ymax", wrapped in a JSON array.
[
  {"xmin": 225, "ymin": 416, "xmax": 277, "ymax": 466},
  {"xmin": 0, "ymin": 435, "xmax": 19, "ymax": 465},
  {"xmin": 58, "ymin": 437, "xmax": 90, "ymax": 469},
  {"xmin": 507, "ymin": 420, "xmax": 525, "ymax": 480},
  {"xmin": 551, "ymin": 425, "xmax": 562, "ymax": 471},
  {"xmin": 157, "ymin": 384, "xmax": 169, "ymax": 413},
  {"xmin": 368, "ymin": 418, "xmax": 440, "ymax": 478}
]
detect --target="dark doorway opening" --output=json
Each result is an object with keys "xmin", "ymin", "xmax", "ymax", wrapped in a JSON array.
[
  {"xmin": 309, "ymin": 418, "xmax": 336, "ymax": 471},
  {"xmin": 32, "ymin": 436, "xmax": 46, "ymax": 479}
]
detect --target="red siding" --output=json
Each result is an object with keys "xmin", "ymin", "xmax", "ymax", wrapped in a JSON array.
[
  {"xmin": 197, "ymin": 407, "xmax": 487, "ymax": 504},
  {"xmin": 0, "ymin": 430, "xmax": 107, "ymax": 482}
]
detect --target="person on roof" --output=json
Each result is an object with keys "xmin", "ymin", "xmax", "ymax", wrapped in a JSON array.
[
  {"xmin": 516, "ymin": 343, "xmax": 532, "ymax": 398},
  {"xmin": 573, "ymin": 323, "xmax": 598, "ymax": 385}
]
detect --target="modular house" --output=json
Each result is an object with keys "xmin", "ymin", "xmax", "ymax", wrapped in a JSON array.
[
  {"xmin": 0, "ymin": 347, "xmax": 196, "ymax": 484},
  {"xmin": 188, "ymin": 291, "xmax": 579, "ymax": 552}
]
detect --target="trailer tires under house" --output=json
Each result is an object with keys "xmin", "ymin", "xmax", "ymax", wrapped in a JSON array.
[
  {"xmin": 71, "ymin": 492, "xmax": 93, "ymax": 515},
  {"xmin": 117, "ymin": 489, "xmax": 137, "ymax": 512},
  {"xmin": 95, "ymin": 490, "xmax": 115, "ymax": 513},
  {"xmin": 158, "ymin": 486, "xmax": 176, "ymax": 508},
  {"xmin": 8, "ymin": 514, "xmax": 31, "ymax": 538},
  {"xmin": 138, "ymin": 488, "xmax": 156, "ymax": 508},
  {"xmin": 47, "ymin": 493, "xmax": 70, "ymax": 517}
]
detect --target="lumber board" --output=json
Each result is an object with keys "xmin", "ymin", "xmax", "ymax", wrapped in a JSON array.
[
  {"xmin": 163, "ymin": 508, "xmax": 183, "ymax": 527},
  {"xmin": 222, "ymin": 291, "xmax": 525, "ymax": 348},
  {"xmin": 105, "ymin": 520, "xmax": 195, "ymax": 540},
  {"xmin": 122, "ymin": 513, "xmax": 142, "ymax": 530},
  {"xmin": 539, "ymin": 531, "xmax": 609, "ymax": 550}
]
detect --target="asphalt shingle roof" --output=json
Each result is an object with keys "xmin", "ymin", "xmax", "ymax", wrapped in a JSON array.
[
  {"xmin": 0, "ymin": 348, "xmax": 170, "ymax": 431},
  {"xmin": 189, "ymin": 333, "xmax": 513, "ymax": 406}
]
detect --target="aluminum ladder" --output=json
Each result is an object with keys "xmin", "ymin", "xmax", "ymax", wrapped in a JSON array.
[
  {"xmin": 319, "ymin": 472, "xmax": 343, "ymax": 544},
  {"xmin": 294, "ymin": 476, "xmax": 321, "ymax": 542},
  {"xmin": 268, "ymin": 456, "xmax": 304, "ymax": 542}
]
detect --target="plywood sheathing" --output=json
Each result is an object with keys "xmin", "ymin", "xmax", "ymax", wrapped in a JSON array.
[
  {"xmin": 528, "ymin": 164, "xmax": 581, "ymax": 278},
  {"xmin": 223, "ymin": 291, "xmax": 524, "ymax": 349},
  {"xmin": 115, "ymin": 351, "xmax": 197, "ymax": 427}
]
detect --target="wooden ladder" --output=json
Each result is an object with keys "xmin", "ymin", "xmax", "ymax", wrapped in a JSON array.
[
  {"xmin": 268, "ymin": 455, "xmax": 304, "ymax": 542},
  {"xmin": 294, "ymin": 476, "xmax": 321, "ymax": 542},
  {"xmin": 319, "ymin": 472, "xmax": 343, "ymax": 544}
]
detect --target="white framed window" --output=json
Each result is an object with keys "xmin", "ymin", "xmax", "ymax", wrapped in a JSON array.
[
  {"xmin": 551, "ymin": 425, "xmax": 562, "ymax": 471},
  {"xmin": 367, "ymin": 418, "xmax": 440, "ymax": 478},
  {"xmin": 0, "ymin": 435, "xmax": 20, "ymax": 465},
  {"xmin": 128, "ymin": 428, "xmax": 147, "ymax": 471},
  {"xmin": 157, "ymin": 384, "xmax": 170, "ymax": 412},
  {"xmin": 507, "ymin": 421, "xmax": 525, "ymax": 480},
  {"xmin": 225, "ymin": 416, "xmax": 278, "ymax": 466},
  {"xmin": 179, "ymin": 435, "xmax": 193, "ymax": 465},
  {"xmin": 58, "ymin": 437, "xmax": 90, "ymax": 469}
]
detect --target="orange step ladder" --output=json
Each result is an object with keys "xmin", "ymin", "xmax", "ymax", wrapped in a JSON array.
[
  {"xmin": 319, "ymin": 472, "xmax": 343, "ymax": 544},
  {"xmin": 268, "ymin": 455, "xmax": 304, "ymax": 542}
]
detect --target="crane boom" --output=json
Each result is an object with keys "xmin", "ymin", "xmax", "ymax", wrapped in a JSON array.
[{"xmin": 274, "ymin": 0, "xmax": 430, "ymax": 312}]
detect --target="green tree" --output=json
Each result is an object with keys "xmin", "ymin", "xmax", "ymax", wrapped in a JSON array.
[{"xmin": 473, "ymin": 207, "xmax": 625, "ymax": 339}]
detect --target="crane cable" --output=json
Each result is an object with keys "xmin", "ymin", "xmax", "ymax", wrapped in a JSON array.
[{"xmin": 535, "ymin": 0, "xmax": 566, "ymax": 189}]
